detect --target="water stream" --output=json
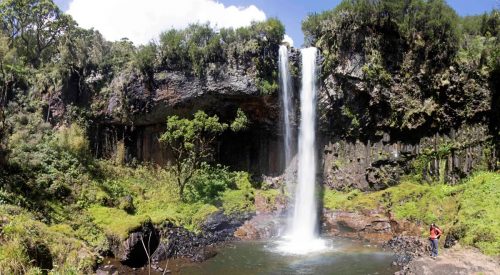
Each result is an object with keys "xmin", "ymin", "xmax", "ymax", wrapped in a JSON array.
[
  {"xmin": 279, "ymin": 47, "xmax": 325, "ymax": 254},
  {"xmin": 156, "ymin": 239, "xmax": 396, "ymax": 275},
  {"xmin": 279, "ymin": 45, "xmax": 294, "ymax": 177}
]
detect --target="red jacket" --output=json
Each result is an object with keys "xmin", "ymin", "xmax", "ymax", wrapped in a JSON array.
[{"xmin": 430, "ymin": 227, "xmax": 442, "ymax": 240}]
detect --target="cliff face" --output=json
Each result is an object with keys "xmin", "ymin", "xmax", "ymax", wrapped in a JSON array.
[
  {"xmin": 312, "ymin": 22, "xmax": 497, "ymax": 190},
  {"xmin": 85, "ymin": 37, "xmax": 496, "ymax": 188},
  {"xmin": 86, "ymin": 63, "xmax": 285, "ymax": 176},
  {"xmin": 68, "ymin": 13, "xmax": 498, "ymax": 189}
]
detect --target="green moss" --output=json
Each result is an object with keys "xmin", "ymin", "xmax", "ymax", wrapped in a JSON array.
[
  {"xmin": 323, "ymin": 189, "xmax": 379, "ymax": 211},
  {"xmin": 0, "ymin": 205, "xmax": 97, "ymax": 274},
  {"xmin": 457, "ymin": 172, "xmax": 500, "ymax": 255},
  {"xmin": 221, "ymin": 189, "xmax": 255, "ymax": 214},
  {"xmin": 88, "ymin": 205, "xmax": 148, "ymax": 240},
  {"xmin": 255, "ymin": 189, "xmax": 280, "ymax": 203},
  {"xmin": 323, "ymin": 189, "xmax": 349, "ymax": 210}
]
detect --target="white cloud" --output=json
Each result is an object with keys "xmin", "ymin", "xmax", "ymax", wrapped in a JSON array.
[
  {"xmin": 67, "ymin": 0, "xmax": 267, "ymax": 45},
  {"xmin": 283, "ymin": 34, "xmax": 294, "ymax": 47}
]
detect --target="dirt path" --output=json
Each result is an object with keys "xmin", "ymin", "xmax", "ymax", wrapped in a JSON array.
[{"xmin": 402, "ymin": 245, "xmax": 500, "ymax": 275}]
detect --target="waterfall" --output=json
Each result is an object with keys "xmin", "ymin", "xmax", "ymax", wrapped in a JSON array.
[
  {"xmin": 278, "ymin": 47, "xmax": 325, "ymax": 254},
  {"xmin": 279, "ymin": 45, "xmax": 294, "ymax": 188}
]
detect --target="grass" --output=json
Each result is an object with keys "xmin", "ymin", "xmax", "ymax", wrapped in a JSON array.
[
  {"xmin": 221, "ymin": 189, "xmax": 255, "ymax": 214},
  {"xmin": 86, "ymin": 163, "xmax": 223, "ymax": 237},
  {"xmin": 0, "ymin": 205, "xmax": 97, "ymax": 274},
  {"xmin": 456, "ymin": 172, "xmax": 500, "ymax": 255},
  {"xmin": 88, "ymin": 205, "xmax": 149, "ymax": 240},
  {"xmin": 322, "ymin": 171, "xmax": 500, "ymax": 255}
]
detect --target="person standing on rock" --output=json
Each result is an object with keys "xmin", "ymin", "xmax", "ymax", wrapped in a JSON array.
[{"xmin": 429, "ymin": 223, "xmax": 442, "ymax": 258}]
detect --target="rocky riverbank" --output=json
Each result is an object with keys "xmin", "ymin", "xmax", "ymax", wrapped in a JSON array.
[
  {"xmin": 395, "ymin": 244, "xmax": 500, "ymax": 275},
  {"xmin": 96, "ymin": 202, "xmax": 500, "ymax": 275},
  {"xmin": 96, "ymin": 211, "xmax": 251, "ymax": 274}
]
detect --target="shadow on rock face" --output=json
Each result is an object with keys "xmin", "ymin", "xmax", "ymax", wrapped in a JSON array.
[{"xmin": 120, "ymin": 223, "xmax": 160, "ymax": 268}]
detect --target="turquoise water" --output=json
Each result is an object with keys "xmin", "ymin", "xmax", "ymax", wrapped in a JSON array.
[{"xmin": 180, "ymin": 238, "xmax": 397, "ymax": 275}]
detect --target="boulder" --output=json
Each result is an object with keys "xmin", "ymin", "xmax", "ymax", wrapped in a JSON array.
[{"xmin": 109, "ymin": 222, "xmax": 159, "ymax": 267}]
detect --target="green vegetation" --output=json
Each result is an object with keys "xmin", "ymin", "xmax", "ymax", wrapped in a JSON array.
[
  {"xmin": 0, "ymin": 0, "xmax": 498, "ymax": 273},
  {"xmin": 156, "ymin": 18, "xmax": 284, "ymax": 92},
  {"xmin": 303, "ymin": 0, "xmax": 499, "ymax": 138},
  {"xmin": 159, "ymin": 110, "xmax": 248, "ymax": 200},
  {"xmin": 0, "ymin": 205, "xmax": 97, "ymax": 274},
  {"xmin": 323, "ymin": 172, "xmax": 500, "ymax": 255}
]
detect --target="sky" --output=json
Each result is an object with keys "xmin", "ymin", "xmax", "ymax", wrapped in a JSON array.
[{"xmin": 54, "ymin": 0, "xmax": 499, "ymax": 47}]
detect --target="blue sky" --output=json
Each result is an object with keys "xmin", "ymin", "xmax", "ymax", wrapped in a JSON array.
[{"xmin": 55, "ymin": 0, "xmax": 498, "ymax": 47}]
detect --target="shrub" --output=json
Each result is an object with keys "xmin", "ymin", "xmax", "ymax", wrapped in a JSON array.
[
  {"xmin": 54, "ymin": 124, "xmax": 89, "ymax": 157},
  {"xmin": 186, "ymin": 163, "xmax": 235, "ymax": 203}
]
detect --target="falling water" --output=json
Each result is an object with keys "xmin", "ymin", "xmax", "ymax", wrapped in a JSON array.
[
  {"xmin": 278, "ymin": 47, "xmax": 325, "ymax": 254},
  {"xmin": 278, "ymin": 45, "xmax": 294, "ymax": 187}
]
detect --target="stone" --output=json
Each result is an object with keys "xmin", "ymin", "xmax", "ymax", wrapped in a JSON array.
[{"xmin": 109, "ymin": 222, "xmax": 159, "ymax": 267}]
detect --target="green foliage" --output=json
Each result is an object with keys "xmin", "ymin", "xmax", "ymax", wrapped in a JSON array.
[
  {"xmin": 134, "ymin": 43, "xmax": 157, "ymax": 79},
  {"xmin": 159, "ymin": 111, "xmax": 228, "ymax": 199},
  {"xmin": 53, "ymin": 124, "xmax": 90, "ymax": 157},
  {"xmin": 186, "ymin": 163, "xmax": 235, "ymax": 203},
  {"xmin": 220, "ymin": 172, "xmax": 255, "ymax": 214},
  {"xmin": 361, "ymin": 49, "xmax": 392, "ymax": 84},
  {"xmin": 2, "ymin": 98, "xmax": 95, "ymax": 209},
  {"xmin": 107, "ymin": 38, "xmax": 135, "ymax": 72},
  {"xmin": 323, "ymin": 172, "xmax": 500, "ymax": 255},
  {"xmin": 0, "ymin": 205, "xmax": 97, "ymax": 274},
  {"xmin": 157, "ymin": 19, "xmax": 284, "ymax": 80},
  {"xmin": 230, "ymin": 108, "xmax": 249, "ymax": 131},
  {"xmin": 456, "ymin": 172, "xmax": 500, "ymax": 255},
  {"xmin": 257, "ymin": 78, "xmax": 279, "ymax": 95},
  {"xmin": 0, "ymin": 0, "xmax": 73, "ymax": 67},
  {"xmin": 221, "ymin": 189, "xmax": 255, "ymax": 214},
  {"xmin": 303, "ymin": 0, "xmax": 461, "ymax": 71},
  {"xmin": 159, "ymin": 110, "xmax": 249, "ymax": 200},
  {"xmin": 88, "ymin": 205, "xmax": 149, "ymax": 240},
  {"xmin": 159, "ymin": 29, "xmax": 188, "ymax": 70}
]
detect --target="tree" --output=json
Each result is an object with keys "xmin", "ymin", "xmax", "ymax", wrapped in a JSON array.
[
  {"xmin": 134, "ymin": 43, "xmax": 157, "ymax": 86},
  {"xmin": 159, "ymin": 110, "xmax": 248, "ymax": 200},
  {"xmin": 0, "ymin": 0, "xmax": 72, "ymax": 67},
  {"xmin": 0, "ymin": 32, "xmax": 23, "ymax": 164}
]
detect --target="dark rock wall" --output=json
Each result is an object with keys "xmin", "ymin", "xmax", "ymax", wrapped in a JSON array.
[
  {"xmin": 88, "ymin": 45, "xmax": 496, "ymax": 189},
  {"xmin": 310, "ymin": 24, "xmax": 497, "ymax": 191},
  {"xmin": 90, "ymin": 122, "xmax": 285, "ymax": 176},
  {"xmin": 320, "ymin": 125, "xmax": 493, "ymax": 191}
]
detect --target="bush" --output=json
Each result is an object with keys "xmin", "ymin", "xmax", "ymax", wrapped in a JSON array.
[
  {"xmin": 186, "ymin": 163, "xmax": 235, "ymax": 203},
  {"xmin": 0, "ymin": 205, "xmax": 97, "ymax": 274},
  {"xmin": 54, "ymin": 124, "xmax": 89, "ymax": 157},
  {"xmin": 158, "ymin": 19, "xmax": 284, "ymax": 78}
]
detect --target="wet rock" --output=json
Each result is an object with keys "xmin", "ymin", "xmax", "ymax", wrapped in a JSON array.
[
  {"xmin": 95, "ymin": 264, "xmax": 119, "ymax": 275},
  {"xmin": 201, "ymin": 211, "xmax": 251, "ymax": 241},
  {"xmin": 444, "ymin": 233, "xmax": 459, "ymax": 248},
  {"xmin": 192, "ymin": 247, "xmax": 218, "ymax": 262},
  {"xmin": 383, "ymin": 236, "xmax": 427, "ymax": 266},
  {"xmin": 254, "ymin": 192, "xmax": 288, "ymax": 215},
  {"xmin": 366, "ymin": 159, "xmax": 404, "ymax": 191},
  {"xmin": 322, "ymin": 209, "xmax": 394, "ymax": 242},
  {"xmin": 260, "ymin": 175, "xmax": 284, "ymax": 189},
  {"xmin": 234, "ymin": 214, "xmax": 284, "ymax": 240},
  {"xmin": 151, "ymin": 211, "xmax": 250, "ymax": 263},
  {"xmin": 401, "ymin": 247, "xmax": 500, "ymax": 275}
]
